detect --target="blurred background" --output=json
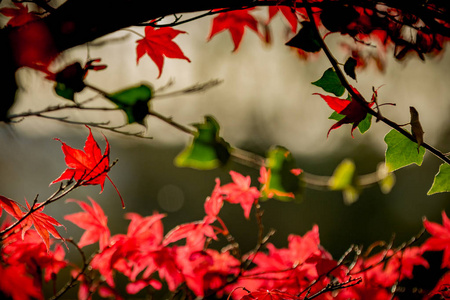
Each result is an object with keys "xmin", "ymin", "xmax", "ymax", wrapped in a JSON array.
[{"xmin": 1, "ymin": 7, "xmax": 450, "ymax": 289}]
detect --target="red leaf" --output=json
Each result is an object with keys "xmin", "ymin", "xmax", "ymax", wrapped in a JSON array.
[
  {"xmin": 0, "ymin": 195, "xmax": 23, "ymax": 219},
  {"xmin": 267, "ymin": 6, "xmax": 299, "ymax": 33},
  {"xmin": 314, "ymin": 87, "xmax": 373, "ymax": 137},
  {"xmin": 208, "ymin": 8, "xmax": 262, "ymax": 51},
  {"xmin": 22, "ymin": 200, "xmax": 65, "ymax": 250},
  {"xmin": 64, "ymin": 197, "xmax": 111, "ymax": 250},
  {"xmin": 136, "ymin": 26, "xmax": 191, "ymax": 78},
  {"xmin": 51, "ymin": 126, "xmax": 124, "ymax": 207},
  {"xmin": 423, "ymin": 211, "xmax": 450, "ymax": 268},
  {"xmin": 221, "ymin": 171, "xmax": 260, "ymax": 219},
  {"xmin": 0, "ymin": 264, "xmax": 43, "ymax": 300}
]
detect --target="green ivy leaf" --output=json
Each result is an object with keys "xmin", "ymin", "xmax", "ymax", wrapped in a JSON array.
[
  {"xmin": 428, "ymin": 164, "xmax": 450, "ymax": 195},
  {"xmin": 312, "ymin": 68, "xmax": 345, "ymax": 97},
  {"xmin": 344, "ymin": 57, "xmax": 357, "ymax": 80},
  {"xmin": 285, "ymin": 22, "xmax": 321, "ymax": 53},
  {"xmin": 54, "ymin": 82, "xmax": 75, "ymax": 101},
  {"xmin": 107, "ymin": 84, "xmax": 153, "ymax": 124},
  {"xmin": 329, "ymin": 159, "xmax": 360, "ymax": 204},
  {"xmin": 384, "ymin": 129, "xmax": 425, "ymax": 172},
  {"xmin": 174, "ymin": 116, "xmax": 231, "ymax": 170},
  {"xmin": 261, "ymin": 146, "xmax": 302, "ymax": 202}
]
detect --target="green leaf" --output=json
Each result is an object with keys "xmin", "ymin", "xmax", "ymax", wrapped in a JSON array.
[
  {"xmin": 384, "ymin": 129, "xmax": 425, "ymax": 172},
  {"xmin": 55, "ymin": 82, "xmax": 75, "ymax": 101},
  {"xmin": 174, "ymin": 116, "xmax": 231, "ymax": 170},
  {"xmin": 329, "ymin": 159, "xmax": 360, "ymax": 204},
  {"xmin": 285, "ymin": 22, "xmax": 321, "ymax": 53},
  {"xmin": 261, "ymin": 146, "xmax": 301, "ymax": 202},
  {"xmin": 428, "ymin": 164, "xmax": 450, "ymax": 195},
  {"xmin": 357, "ymin": 113, "xmax": 372, "ymax": 134},
  {"xmin": 344, "ymin": 57, "xmax": 357, "ymax": 80},
  {"xmin": 329, "ymin": 159, "xmax": 355, "ymax": 190},
  {"xmin": 377, "ymin": 163, "xmax": 396, "ymax": 194},
  {"xmin": 107, "ymin": 84, "xmax": 153, "ymax": 124},
  {"xmin": 312, "ymin": 68, "xmax": 345, "ymax": 97}
]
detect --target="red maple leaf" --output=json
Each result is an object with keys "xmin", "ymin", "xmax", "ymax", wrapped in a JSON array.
[
  {"xmin": 0, "ymin": 2, "xmax": 38, "ymax": 27},
  {"xmin": 423, "ymin": 211, "xmax": 450, "ymax": 268},
  {"xmin": 0, "ymin": 264, "xmax": 43, "ymax": 300},
  {"xmin": 136, "ymin": 26, "xmax": 191, "ymax": 78},
  {"xmin": 221, "ymin": 171, "xmax": 260, "ymax": 219},
  {"xmin": 51, "ymin": 126, "xmax": 124, "ymax": 207},
  {"xmin": 21, "ymin": 200, "xmax": 65, "ymax": 250},
  {"xmin": 267, "ymin": 6, "xmax": 299, "ymax": 33},
  {"xmin": 0, "ymin": 195, "xmax": 23, "ymax": 219},
  {"xmin": 64, "ymin": 197, "xmax": 111, "ymax": 250},
  {"xmin": 314, "ymin": 87, "xmax": 374, "ymax": 137},
  {"xmin": 208, "ymin": 8, "xmax": 263, "ymax": 51}
]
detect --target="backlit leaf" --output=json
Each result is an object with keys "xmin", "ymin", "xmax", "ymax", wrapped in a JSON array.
[
  {"xmin": 312, "ymin": 68, "xmax": 345, "ymax": 97},
  {"xmin": 329, "ymin": 159, "xmax": 355, "ymax": 190},
  {"xmin": 329, "ymin": 159, "xmax": 359, "ymax": 204},
  {"xmin": 174, "ymin": 116, "xmax": 231, "ymax": 170},
  {"xmin": 107, "ymin": 84, "xmax": 153, "ymax": 125},
  {"xmin": 428, "ymin": 164, "xmax": 450, "ymax": 195},
  {"xmin": 260, "ymin": 146, "xmax": 302, "ymax": 202},
  {"xmin": 384, "ymin": 129, "xmax": 425, "ymax": 172}
]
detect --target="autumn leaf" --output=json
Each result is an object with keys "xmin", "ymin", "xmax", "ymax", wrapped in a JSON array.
[
  {"xmin": 0, "ymin": 195, "xmax": 23, "ymax": 219},
  {"xmin": 410, "ymin": 106, "xmax": 424, "ymax": 152},
  {"xmin": 51, "ymin": 126, "xmax": 124, "ymax": 208},
  {"xmin": 208, "ymin": 8, "xmax": 262, "ymax": 51},
  {"xmin": 64, "ymin": 197, "xmax": 111, "ymax": 251},
  {"xmin": 22, "ymin": 200, "xmax": 65, "ymax": 250},
  {"xmin": 314, "ymin": 86, "xmax": 374, "ymax": 137},
  {"xmin": 221, "ymin": 171, "xmax": 260, "ymax": 219},
  {"xmin": 267, "ymin": 6, "xmax": 298, "ymax": 33},
  {"xmin": 136, "ymin": 26, "xmax": 191, "ymax": 78},
  {"xmin": 423, "ymin": 211, "xmax": 450, "ymax": 268}
]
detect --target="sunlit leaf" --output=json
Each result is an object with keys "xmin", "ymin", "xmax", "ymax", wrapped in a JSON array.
[
  {"xmin": 285, "ymin": 22, "xmax": 321, "ymax": 53},
  {"xmin": 107, "ymin": 84, "xmax": 153, "ymax": 124},
  {"xmin": 384, "ymin": 129, "xmax": 425, "ymax": 172},
  {"xmin": 428, "ymin": 164, "xmax": 450, "ymax": 195},
  {"xmin": 260, "ymin": 146, "xmax": 301, "ymax": 202},
  {"xmin": 174, "ymin": 116, "xmax": 231, "ymax": 170},
  {"xmin": 329, "ymin": 159, "xmax": 360, "ymax": 204},
  {"xmin": 312, "ymin": 68, "xmax": 345, "ymax": 97},
  {"xmin": 329, "ymin": 159, "xmax": 355, "ymax": 190}
]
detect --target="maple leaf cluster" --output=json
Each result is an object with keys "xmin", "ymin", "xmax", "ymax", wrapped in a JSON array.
[{"xmin": 0, "ymin": 127, "xmax": 450, "ymax": 299}]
